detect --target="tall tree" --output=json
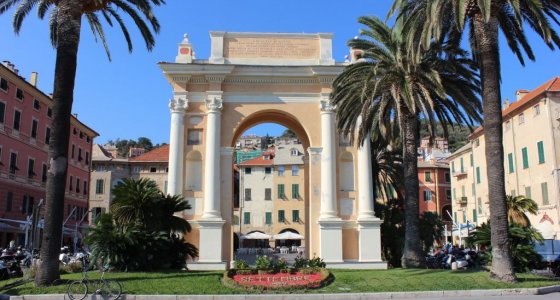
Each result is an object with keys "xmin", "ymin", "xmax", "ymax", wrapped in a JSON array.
[
  {"xmin": 390, "ymin": 0, "xmax": 560, "ymax": 281},
  {"xmin": 331, "ymin": 16, "xmax": 482, "ymax": 268},
  {"xmin": 0, "ymin": 0, "xmax": 165, "ymax": 285}
]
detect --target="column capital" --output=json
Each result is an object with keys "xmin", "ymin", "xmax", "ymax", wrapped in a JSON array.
[
  {"xmin": 221, "ymin": 147, "xmax": 234, "ymax": 156},
  {"xmin": 205, "ymin": 91, "xmax": 223, "ymax": 112},
  {"xmin": 169, "ymin": 96, "xmax": 189, "ymax": 114},
  {"xmin": 307, "ymin": 147, "xmax": 323, "ymax": 155},
  {"xmin": 320, "ymin": 95, "xmax": 336, "ymax": 113}
]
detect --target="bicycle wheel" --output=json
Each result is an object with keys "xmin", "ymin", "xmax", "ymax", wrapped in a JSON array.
[
  {"xmin": 67, "ymin": 280, "xmax": 88, "ymax": 300},
  {"xmin": 100, "ymin": 279, "xmax": 122, "ymax": 300}
]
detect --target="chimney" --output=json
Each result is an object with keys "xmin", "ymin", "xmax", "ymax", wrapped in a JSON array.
[
  {"xmin": 176, "ymin": 34, "xmax": 194, "ymax": 63},
  {"xmin": 503, "ymin": 98, "xmax": 510, "ymax": 110},
  {"xmin": 30, "ymin": 72, "xmax": 38, "ymax": 87},
  {"xmin": 516, "ymin": 89, "xmax": 529, "ymax": 101}
]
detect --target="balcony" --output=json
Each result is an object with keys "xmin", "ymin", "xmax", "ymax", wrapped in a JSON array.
[
  {"xmin": 457, "ymin": 196, "xmax": 468, "ymax": 204},
  {"xmin": 452, "ymin": 170, "xmax": 468, "ymax": 177}
]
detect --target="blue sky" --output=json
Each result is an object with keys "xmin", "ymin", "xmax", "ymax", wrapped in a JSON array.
[{"xmin": 1, "ymin": 1, "xmax": 559, "ymax": 144}]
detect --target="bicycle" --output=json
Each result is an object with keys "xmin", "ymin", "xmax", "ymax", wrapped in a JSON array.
[{"xmin": 67, "ymin": 259, "xmax": 122, "ymax": 300}]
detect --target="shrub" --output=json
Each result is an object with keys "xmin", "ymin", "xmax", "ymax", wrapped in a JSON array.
[
  {"xmin": 308, "ymin": 256, "xmax": 326, "ymax": 268},
  {"xmin": 255, "ymin": 255, "xmax": 273, "ymax": 270},
  {"xmin": 273, "ymin": 257, "xmax": 288, "ymax": 271},
  {"xmin": 294, "ymin": 255, "xmax": 308, "ymax": 269},
  {"xmin": 233, "ymin": 259, "xmax": 249, "ymax": 269}
]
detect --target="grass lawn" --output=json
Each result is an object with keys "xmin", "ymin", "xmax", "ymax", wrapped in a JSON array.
[{"xmin": 1, "ymin": 269, "xmax": 558, "ymax": 295}]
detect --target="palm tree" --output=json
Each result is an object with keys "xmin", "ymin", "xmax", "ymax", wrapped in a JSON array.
[
  {"xmin": 506, "ymin": 194, "xmax": 538, "ymax": 227},
  {"xmin": 371, "ymin": 137, "xmax": 403, "ymax": 202},
  {"xmin": 111, "ymin": 178, "xmax": 161, "ymax": 229},
  {"xmin": 0, "ymin": 0, "xmax": 165, "ymax": 285},
  {"xmin": 331, "ymin": 16, "xmax": 482, "ymax": 268},
  {"xmin": 389, "ymin": 0, "xmax": 560, "ymax": 281}
]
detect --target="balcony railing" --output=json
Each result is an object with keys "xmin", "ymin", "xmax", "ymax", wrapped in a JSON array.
[{"xmin": 457, "ymin": 196, "xmax": 468, "ymax": 204}]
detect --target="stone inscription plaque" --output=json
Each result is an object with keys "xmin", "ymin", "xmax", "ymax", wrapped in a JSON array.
[{"xmin": 224, "ymin": 37, "xmax": 319, "ymax": 59}]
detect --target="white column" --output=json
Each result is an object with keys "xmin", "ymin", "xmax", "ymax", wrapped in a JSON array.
[
  {"xmin": 320, "ymin": 97, "xmax": 338, "ymax": 219},
  {"xmin": 167, "ymin": 96, "xmax": 188, "ymax": 196},
  {"xmin": 357, "ymin": 117, "xmax": 376, "ymax": 220},
  {"xmin": 202, "ymin": 91, "xmax": 223, "ymax": 220}
]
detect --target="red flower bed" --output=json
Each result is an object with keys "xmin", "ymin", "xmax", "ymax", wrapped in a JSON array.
[{"xmin": 232, "ymin": 272, "xmax": 323, "ymax": 288}]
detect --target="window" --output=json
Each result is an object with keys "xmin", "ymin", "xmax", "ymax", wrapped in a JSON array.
[
  {"xmin": 525, "ymin": 186, "xmax": 532, "ymax": 199},
  {"xmin": 454, "ymin": 212, "xmax": 457, "ymax": 224},
  {"xmin": 245, "ymin": 188, "xmax": 251, "ymax": 201},
  {"xmin": 462, "ymin": 210, "xmax": 467, "ymax": 223},
  {"xmin": 9, "ymin": 152, "xmax": 17, "ymax": 173},
  {"xmin": 518, "ymin": 113, "xmax": 525, "ymax": 124},
  {"xmin": 150, "ymin": 167, "xmax": 157, "ymax": 173},
  {"xmin": 47, "ymin": 107, "xmax": 52, "ymax": 118},
  {"xmin": 472, "ymin": 209, "xmax": 478, "ymax": 224},
  {"xmin": 187, "ymin": 129, "xmax": 202, "ymax": 145},
  {"xmin": 78, "ymin": 148, "xmax": 82, "ymax": 161},
  {"xmin": 470, "ymin": 153, "xmax": 474, "ymax": 167},
  {"xmin": 292, "ymin": 210, "xmax": 300, "ymax": 222},
  {"xmin": 522, "ymin": 147, "xmax": 529, "ymax": 169},
  {"xmin": 33, "ymin": 99, "xmax": 40, "ymax": 110},
  {"xmin": 453, "ymin": 188, "xmax": 456, "ymax": 201},
  {"xmin": 133, "ymin": 166, "xmax": 141, "ymax": 173},
  {"xmin": 244, "ymin": 212, "xmax": 250, "ymax": 224},
  {"xmin": 265, "ymin": 167, "xmax": 272, "ymax": 174},
  {"xmin": 292, "ymin": 165, "xmax": 299, "ymax": 176},
  {"xmin": 265, "ymin": 188, "xmax": 271, "ymax": 200},
  {"xmin": 292, "ymin": 184, "xmax": 300, "ymax": 199},
  {"xmin": 424, "ymin": 190, "xmax": 432, "ymax": 201},
  {"xmin": 537, "ymin": 141, "xmax": 545, "ymax": 164},
  {"xmin": 79, "ymin": 131, "xmax": 84, "ymax": 139},
  {"xmin": 83, "ymin": 180, "xmax": 87, "ymax": 195},
  {"xmin": 472, "ymin": 183, "xmax": 476, "ymax": 196},
  {"xmin": 95, "ymin": 179, "xmax": 104, "ymax": 194},
  {"xmin": 444, "ymin": 172, "xmax": 450, "ymax": 182},
  {"xmin": 27, "ymin": 158, "xmax": 35, "ymax": 178},
  {"xmin": 278, "ymin": 184, "xmax": 285, "ymax": 199},
  {"xmin": 22, "ymin": 196, "xmax": 34, "ymax": 215},
  {"xmin": 278, "ymin": 166, "xmax": 285, "ymax": 176},
  {"xmin": 505, "ymin": 120, "xmax": 511, "ymax": 131},
  {"xmin": 461, "ymin": 186, "xmax": 466, "ymax": 197},
  {"xmin": 425, "ymin": 171, "xmax": 432, "ymax": 182},
  {"xmin": 71, "ymin": 145, "xmax": 75, "ymax": 159},
  {"xmin": 508, "ymin": 153, "xmax": 514, "ymax": 173},
  {"xmin": 45, "ymin": 127, "xmax": 51, "ymax": 144},
  {"xmin": 41, "ymin": 164, "xmax": 47, "ymax": 183},
  {"xmin": 476, "ymin": 167, "xmax": 481, "ymax": 184},
  {"xmin": 451, "ymin": 161, "xmax": 455, "ymax": 173},
  {"xmin": 164, "ymin": 181, "xmax": 168, "ymax": 194},
  {"xmin": 6, "ymin": 191, "xmax": 13, "ymax": 212},
  {"xmin": 0, "ymin": 77, "xmax": 7, "ymax": 91},
  {"xmin": 478, "ymin": 197, "xmax": 483, "ymax": 215},
  {"xmin": 446, "ymin": 190, "xmax": 451, "ymax": 200},
  {"xmin": 541, "ymin": 182, "xmax": 549, "ymax": 205},
  {"xmin": 85, "ymin": 152, "xmax": 90, "ymax": 164},
  {"xmin": 290, "ymin": 148, "xmax": 298, "ymax": 156},
  {"xmin": 13, "ymin": 110, "xmax": 21, "ymax": 131},
  {"xmin": 76, "ymin": 178, "xmax": 80, "ymax": 193},
  {"xmin": 31, "ymin": 119, "xmax": 38, "ymax": 139},
  {"xmin": 265, "ymin": 212, "xmax": 272, "ymax": 225},
  {"xmin": 278, "ymin": 210, "xmax": 285, "ymax": 223},
  {"xmin": 16, "ymin": 88, "xmax": 24, "ymax": 100},
  {"xmin": 534, "ymin": 104, "xmax": 540, "ymax": 116},
  {"xmin": 460, "ymin": 158, "xmax": 464, "ymax": 173},
  {"xmin": 0, "ymin": 101, "xmax": 5, "ymax": 124},
  {"xmin": 69, "ymin": 176, "xmax": 73, "ymax": 191},
  {"xmin": 245, "ymin": 168, "xmax": 252, "ymax": 174},
  {"xmin": 86, "ymin": 136, "xmax": 90, "ymax": 143}
]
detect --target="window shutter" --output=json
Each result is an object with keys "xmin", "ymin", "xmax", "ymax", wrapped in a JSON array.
[
  {"xmin": 537, "ymin": 141, "xmax": 545, "ymax": 164},
  {"xmin": 522, "ymin": 147, "xmax": 529, "ymax": 169}
]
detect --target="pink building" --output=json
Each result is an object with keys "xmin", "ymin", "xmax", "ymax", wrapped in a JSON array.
[
  {"xmin": 0, "ymin": 61, "xmax": 98, "ymax": 248},
  {"xmin": 417, "ymin": 160, "xmax": 453, "ymax": 227}
]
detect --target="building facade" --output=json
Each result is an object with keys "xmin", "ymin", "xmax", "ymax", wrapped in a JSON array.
[
  {"xmin": 161, "ymin": 32, "xmax": 384, "ymax": 270},
  {"xmin": 417, "ymin": 160, "xmax": 453, "ymax": 226},
  {"xmin": 449, "ymin": 78, "xmax": 560, "ymax": 241},
  {"xmin": 0, "ymin": 61, "xmax": 97, "ymax": 248}
]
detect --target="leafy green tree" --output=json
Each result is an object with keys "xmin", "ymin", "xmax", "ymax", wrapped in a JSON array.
[
  {"xmin": 390, "ymin": 0, "xmax": 560, "ymax": 282},
  {"xmin": 0, "ymin": 0, "xmax": 165, "ymax": 285},
  {"xmin": 507, "ymin": 194, "xmax": 538, "ymax": 227},
  {"xmin": 280, "ymin": 129, "xmax": 297, "ymax": 138},
  {"xmin": 467, "ymin": 222, "xmax": 544, "ymax": 272},
  {"xmin": 331, "ymin": 16, "xmax": 481, "ymax": 268},
  {"xmin": 111, "ymin": 178, "xmax": 160, "ymax": 229}
]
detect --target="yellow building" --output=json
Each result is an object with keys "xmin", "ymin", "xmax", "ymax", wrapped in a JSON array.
[{"xmin": 449, "ymin": 77, "xmax": 560, "ymax": 242}]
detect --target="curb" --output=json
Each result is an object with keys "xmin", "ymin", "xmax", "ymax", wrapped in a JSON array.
[{"xmin": 4, "ymin": 285, "xmax": 560, "ymax": 300}]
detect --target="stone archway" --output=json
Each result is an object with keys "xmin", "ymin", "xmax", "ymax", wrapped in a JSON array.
[{"xmin": 160, "ymin": 31, "xmax": 386, "ymax": 270}]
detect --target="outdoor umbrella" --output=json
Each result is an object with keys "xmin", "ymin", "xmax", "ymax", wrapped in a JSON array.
[{"xmin": 273, "ymin": 231, "xmax": 304, "ymax": 240}]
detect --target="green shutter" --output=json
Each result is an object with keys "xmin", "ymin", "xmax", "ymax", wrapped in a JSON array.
[
  {"xmin": 537, "ymin": 141, "xmax": 545, "ymax": 164},
  {"xmin": 278, "ymin": 210, "xmax": 285, "ymax": 222},
  {"xmin": 292, "ymin": 184, "xmax": 299, "ymax": 199},
  {"xmin": 476, "ymin": 167, "xmax": 481, "ymax": 184},
  {"xmin": 244, "ymin": 212, "xmax": 250, "ymax": 225},
  {"xmin": 265, "ymin": 212, "xmax": 272, "ymax": 225},
  {"xmin": 525, "ymin": 186, "xmax": 532, "ymax": 199},
  {"xmin": 278, "ymin": 184, "xmax": 285, "ymax": 198},
  {"xmin": 453, "ymin": 188, "xmax": 456, "ymax": 201},
  {"xmin": 508, "ymin": 153, "xmax": 514, "ymax": 173},
  {"xmin": 454, "ymin": 212, "xmax": 457, "ymax": 224},
  {"xmin": 292, "ymin": 210, "xmax": 299, "ymax": 222},
  {"xmin": 462, "ymin": 211, "xmax": 466, "ymax": 223},
  {"xmin": 473, "ymin": 209, "xmax": 478, "ymax": 224},
  {"xmin": 460, "ymin": 158, "xmax": 464, "ymax": 173},
  {"xmin": 451, "ymin": 161, "xmax": 455, "ymax": 173},
  {"xmin": 522, "ymin": 147, "xmax": 529, "ymax": 169},
  {"xmin": 541, "ymin": 182, "xmax": 549, "ymax": 205},
  {"xmin": 472, "ymin": 183, "xmax": 475, "ymax": 196},
  {"xmin": 164, "ymin": 181, "xmax": 168, "ymax": 194},
  {"xmin": 470, "ymin": 153, "xmax": 474, "ymax": 167}
]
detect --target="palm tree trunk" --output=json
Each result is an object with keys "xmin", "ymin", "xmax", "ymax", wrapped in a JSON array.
[
  {"xmin": 35, "ymin": 0, "xmax": 83, "ymax": 286},
  {"xmin": 400, "ymin": 110, "xmax": 424, "ymax": 268},
  {"xmin": 473, "ymin": 16, "xmax": 516, "ymax": 282}
]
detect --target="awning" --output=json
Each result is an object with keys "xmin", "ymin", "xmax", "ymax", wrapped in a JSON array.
[
  {"xmin": 0, "ymin": 221, "xmax": 20, "ymax": 232},
  {"xmin": 274, "ymin": 231, "xmax": 304, "ymax": 240},
  {"xmin": 243, "ymin": 232, "xmax": 272, "ymax": 239}
]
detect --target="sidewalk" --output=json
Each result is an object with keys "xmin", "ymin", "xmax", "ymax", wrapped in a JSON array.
[{"xmin": 3, "ymin": 285, "xmax": 560, "ymax": 300}]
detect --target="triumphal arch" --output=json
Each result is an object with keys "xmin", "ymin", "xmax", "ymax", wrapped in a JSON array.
[{"xmin": 159, "ymin": 32, "xmax": 386, "ymax": 270}]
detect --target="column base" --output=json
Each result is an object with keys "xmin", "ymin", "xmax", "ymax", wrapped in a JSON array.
[
  {"xmin": 357, "ymin": 218, "xmax": 383, "ymax": 262},
  {"xmin": 326, "ymin": 260, "xmax": 388, "ymax": 269},
  {"xmin": 318, "ymin": 218, "xmax": 344, "ymax": 263},
  {"xmin": 186, "ymin": 261, "xmax": 227, "ymax": 271},
  {"xmin": 195, "ymin": 219, "xmax": 225, "ymax": 264}
]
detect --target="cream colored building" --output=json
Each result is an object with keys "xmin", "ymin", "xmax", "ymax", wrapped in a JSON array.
[
  {"xmin": 272, "ymin": 145, "xmax": 306, "ymax": 244},
  {"xmin": 449, "ymin": 78, "xmax": 560, "ymax": 241},
  {"xmin": 161, "ymin": 32, "xmax": 384, "ymax": 270}
]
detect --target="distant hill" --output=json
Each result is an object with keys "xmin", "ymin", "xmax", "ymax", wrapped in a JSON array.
[{"xmin": 419, "ymin": 120, "xmax": 474, "ymax": 153}]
